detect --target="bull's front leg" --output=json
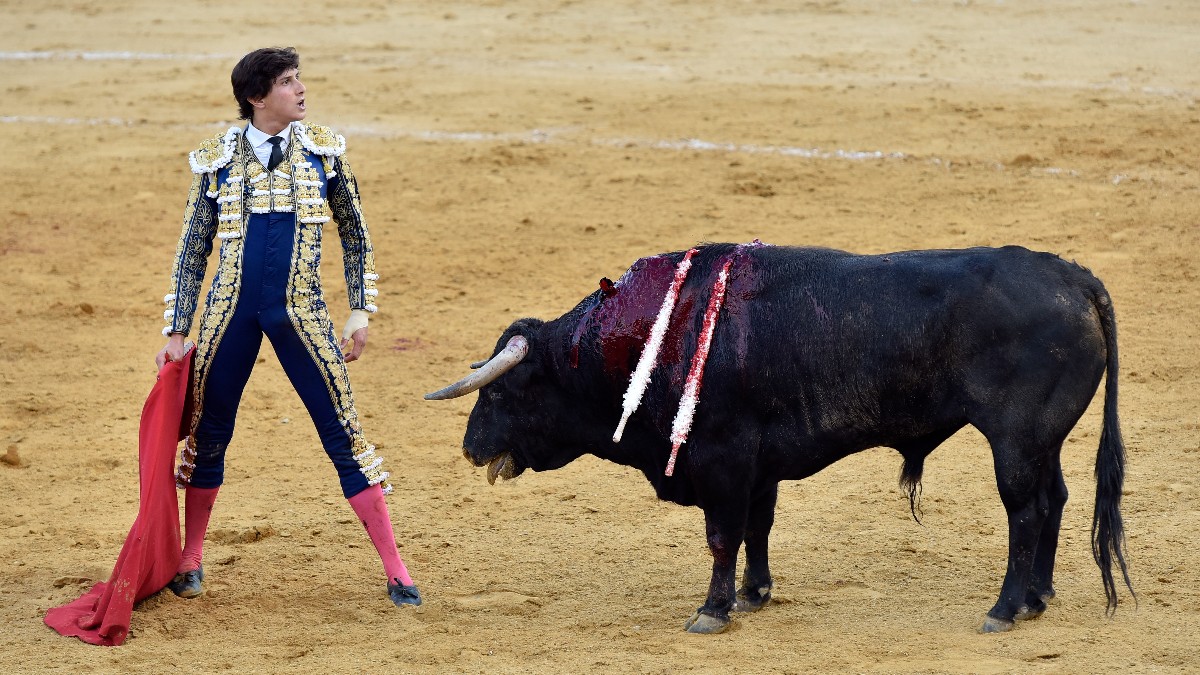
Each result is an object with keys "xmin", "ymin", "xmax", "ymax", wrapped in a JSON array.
[{"xmin": 684, "ymin": 508, "xmax": 746, "ymax": 634}]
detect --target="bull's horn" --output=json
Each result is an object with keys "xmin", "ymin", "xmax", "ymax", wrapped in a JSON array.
[{"xmin": 424, "ymin": 335, "xmax": 529, "ymax": 400}]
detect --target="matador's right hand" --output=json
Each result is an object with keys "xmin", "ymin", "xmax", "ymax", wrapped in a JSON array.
[{"xmin": 156, "ymin": 333, "xmax": 187, "ymax": 369}]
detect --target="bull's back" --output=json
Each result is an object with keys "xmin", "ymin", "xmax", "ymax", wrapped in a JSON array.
[{"xmin": 708, "ymin": 245, "xmax": 1107, "ymax": 451}]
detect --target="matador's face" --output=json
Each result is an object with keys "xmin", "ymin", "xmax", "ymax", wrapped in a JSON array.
[{"xmin": 251, "ymin": 68, "xmax": 306, "ymax": 131}]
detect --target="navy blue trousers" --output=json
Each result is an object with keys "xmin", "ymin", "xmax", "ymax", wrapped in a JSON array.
[{"xmin": 189, "ymin": 212, "xmax": 369, "ymax": 497}]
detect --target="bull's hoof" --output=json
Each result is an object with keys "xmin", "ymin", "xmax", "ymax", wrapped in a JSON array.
[
  {"xmin": 684, "ymin": 611, "xmax": 731, "ymax": 634},
  {"xmin": 732, "ymin": 585, "xmax": 772, "ymax": 613},
  {"xmin": 1014, "ymin": 602, "xmax": 1046, "ymax": 622},
  {"xmin": 979, "ymin": 616, "xmax": 1015, "ymax": 633},
  {"xmin": 1017, "ymin": 605, "xmax": 1046, "ymax": 619}
]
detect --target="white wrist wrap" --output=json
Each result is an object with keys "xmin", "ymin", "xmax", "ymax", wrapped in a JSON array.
[{"xmin": 342, "ymin": 309, "xmax": 370, "ymax": 341}]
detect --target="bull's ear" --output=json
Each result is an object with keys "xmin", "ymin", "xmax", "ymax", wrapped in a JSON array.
[
  {"xmin": 504, "ymin": 357, "xmax": 539, "ymax": 393},
  {"xmin": 505, "ymin": 336, "xmax": 545, "ymax": 393}
]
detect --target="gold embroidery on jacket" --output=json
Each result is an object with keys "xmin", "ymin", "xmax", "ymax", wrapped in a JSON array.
[
  {"xmin": 285, "ymin": 189, "xmax": 391, "ymax": 493},
  {"xmin": 164, "ymin": 173, "xmax": 215, "ymax": 336},
  {"xmin": 176, "ymin": 137, "xmax": 250, "ymax": 485}
]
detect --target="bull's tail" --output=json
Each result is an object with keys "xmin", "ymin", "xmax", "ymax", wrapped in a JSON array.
[{"xmin": 1088, "ymin": 281, "xmax": 1135, "ymax": 616}]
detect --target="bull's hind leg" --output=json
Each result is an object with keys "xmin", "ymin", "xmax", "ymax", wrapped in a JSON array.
[
  {"xmin": 980, "ymin": 439, "xmax": 1056, "ymax": 633},
  {"xmin": 734, "ymin": 483, "xmax": 777, "ymax": 612},
  {"xmin": 1021, "ymin": 450, "xmax": 1068, "ymax": 619}
]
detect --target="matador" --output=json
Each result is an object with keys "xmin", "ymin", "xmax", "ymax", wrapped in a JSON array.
[{"xmin": 156, "ymin": 47, "xmax": 420, "ymax": 607}]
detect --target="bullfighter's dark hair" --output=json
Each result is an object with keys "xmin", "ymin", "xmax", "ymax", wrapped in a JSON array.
[{"xmin": 231, "ymin": 47, "xmax": 300, "ymax": 121}]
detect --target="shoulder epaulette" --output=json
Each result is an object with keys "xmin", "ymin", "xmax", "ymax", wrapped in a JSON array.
[
  {"xmin": 188, "ymin": 127, "xmax": 242, "ymax": 175},
  {"xmin": 294, "ymin": 122, "xmax": 346, "ymax": 157}
]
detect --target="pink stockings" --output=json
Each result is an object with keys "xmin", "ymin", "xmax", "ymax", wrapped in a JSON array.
[
  {"xmin": 178, "ymin": 486, "xmax": 219, "ymax": 574},
  {"xmin": 178, "ymin": 483, "xmax": 412, "ymax": 586},
  {"xmin": 348, "ymin": 484, "xmax": 413, "ymax": 586}
]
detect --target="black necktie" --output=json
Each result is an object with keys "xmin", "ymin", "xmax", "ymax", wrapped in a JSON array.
[{"xmin": 266, "ymin": 136, "xmax": 284, "ymax": 170}]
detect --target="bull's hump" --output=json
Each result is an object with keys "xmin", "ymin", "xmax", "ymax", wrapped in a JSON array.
[{"xmin": 576, "ymin": 255, "xmax": 679, "ymax": 379}]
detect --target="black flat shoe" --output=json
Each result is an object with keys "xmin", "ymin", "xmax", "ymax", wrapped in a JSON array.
[
  {"xmin": 387, "ymin": 579, "xmax": 421, "ymax": 607},
  {"xmin": 168, "ymin": 566, "xmax": 204, "ymax": 598}
]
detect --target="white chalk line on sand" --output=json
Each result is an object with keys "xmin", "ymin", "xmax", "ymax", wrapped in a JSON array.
[
  {"xmin": 1, "ymin": 51, "xmax": 1194, "ymax": 101},
  {"xmin": 1, "ymin": 114, "xmax": 1106, "ymax": 180},
  {"xmin": 0, "ymin": 51, "xmax": 231, "ymax": 61},
  {"xmin": 0, "ymin": 115, "xmax": 902, "ymax": 161},
  {"xmin": 596, "ymin": 137, "xmax": 905, "ymax": 161}
]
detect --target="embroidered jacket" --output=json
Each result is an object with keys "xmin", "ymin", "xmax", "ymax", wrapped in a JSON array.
[
  {"xmin": 164, "ymin": 123, "xmax": 393, "ymax": 494},
  {"xmin": 162, "ymin": 122, "xmax": 380, "ymax": 336}
]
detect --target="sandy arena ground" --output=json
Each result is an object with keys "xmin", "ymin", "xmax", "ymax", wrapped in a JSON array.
[{"xmin": 1, "ymin": 1, "xmax": 1198, "ymax": 673}]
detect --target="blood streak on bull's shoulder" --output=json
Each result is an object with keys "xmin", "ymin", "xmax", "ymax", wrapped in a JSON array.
[
  {"xmin": 568, "ymin": 253, "xmax": 686, "ymax": 379},
  {"xmin": 570, "ymin": 243, "xmax": 769, "ymax": 445},
  {"xmin": 613, "ymin": 249, "xmax": 698, "ymax": 441}
]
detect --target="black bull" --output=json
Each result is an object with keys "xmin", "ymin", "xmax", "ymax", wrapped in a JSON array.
[{"xmin": 426, "ymin": 243, "xmax": 1134, "ymax": 633}]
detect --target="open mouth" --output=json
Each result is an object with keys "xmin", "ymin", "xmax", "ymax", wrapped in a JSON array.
[{"xmin": 484, "ymin": 451, "xmax": 518, "ymax": 485}]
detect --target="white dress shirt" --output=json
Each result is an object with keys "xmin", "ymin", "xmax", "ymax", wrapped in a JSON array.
[{"xmin": 244, "ymin": 121, "xmax": 294, "ymax": 169}]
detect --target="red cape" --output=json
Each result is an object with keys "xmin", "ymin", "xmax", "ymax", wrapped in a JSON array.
[{"xmin": 44, "ymin": 348, "xmax": 194, "ymax": 646}]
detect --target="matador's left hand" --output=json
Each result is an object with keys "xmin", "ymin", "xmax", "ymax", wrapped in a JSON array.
[{"xmin": 341, "ymin": 326, "xmax": 368, "ymax": 363}]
